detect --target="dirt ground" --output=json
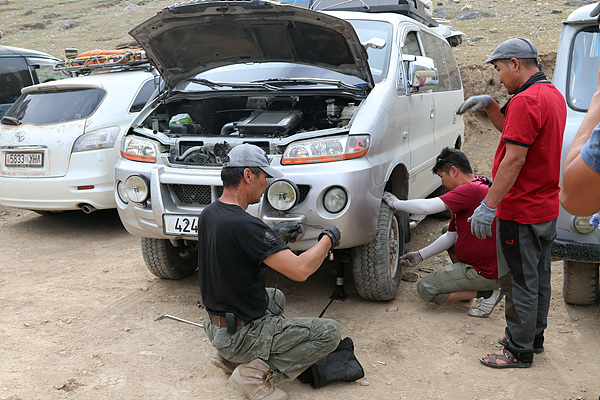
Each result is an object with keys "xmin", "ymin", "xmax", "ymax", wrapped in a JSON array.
[
  {"xmin": 1, "ymin": 198, "xmax": 600, "ymax": 399},
  {"xmin": 2, "ymin": 56, "xmax": 600, "ymax": 399}
]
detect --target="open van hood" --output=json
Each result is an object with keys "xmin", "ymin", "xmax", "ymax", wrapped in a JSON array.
[{"xmin": 129, "ymin": 0, "xmax": 374, "ymax": 89}]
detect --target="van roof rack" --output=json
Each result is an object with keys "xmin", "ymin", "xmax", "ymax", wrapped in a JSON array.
[
  {"xmin": 54, "ymin": 47, "xmax": 150, "ymax": 74},
  {"xmin": 284, "ymin": 0, "xmax": 437, "ymax": 27}
]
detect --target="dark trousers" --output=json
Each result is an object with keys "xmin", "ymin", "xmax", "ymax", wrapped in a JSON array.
[{"xmin": 497, "ymin": 217, "xmax": 556, "ymax": 363}]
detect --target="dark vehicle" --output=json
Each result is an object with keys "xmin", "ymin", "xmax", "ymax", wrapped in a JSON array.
[{"xmin": 0, "ymin": 45, "xmax": 66, "ymax": 118}]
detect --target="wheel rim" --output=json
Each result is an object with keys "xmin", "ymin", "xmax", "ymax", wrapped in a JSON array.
[{"xmin": 388, "ymin": 215, "xmax": 400, "ymax": 278}]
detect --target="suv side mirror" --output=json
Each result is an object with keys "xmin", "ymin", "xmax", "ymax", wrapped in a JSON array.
[{"xmin": 405, "ymin": 55, "xmax": 438, "ymax": 93}]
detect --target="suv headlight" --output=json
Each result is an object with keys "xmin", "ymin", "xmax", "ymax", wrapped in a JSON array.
[
  {"xmin": 72, "ymin": 126, "xmax": 119, "ymax": 152},
  {"xmin": 282, "ymin": 135, "xmax": 370, "ymax": 165},
  {"xmin": 121, "ymin": 136, "xmax": 158, "ymax": 163},
  {"xmin": 573, "ymin": 216, "xmax": 596, "ymax": 234}
]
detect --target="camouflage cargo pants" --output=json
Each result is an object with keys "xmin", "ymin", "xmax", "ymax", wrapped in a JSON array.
[{"xmin": 204, "ymin": 288, "xmax": 341, "ymax": 382}]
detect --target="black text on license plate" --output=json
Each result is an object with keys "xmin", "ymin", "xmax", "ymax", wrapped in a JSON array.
[
  {"xmin": 5, "ymin": 152, "xmax": 43, "ymax": 167},
  {"xmin": 174, "ymin": 216, "xmax": 198, "ymax": 234}
]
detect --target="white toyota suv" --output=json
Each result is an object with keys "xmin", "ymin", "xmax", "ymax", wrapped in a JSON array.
[{"xmin": 115, "ymin": 0, "xmax": 464, "ymax": 300}]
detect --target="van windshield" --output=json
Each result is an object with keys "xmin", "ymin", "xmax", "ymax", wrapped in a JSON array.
[
  {"xmin": 568, "ymin": 26, "xmax": 600, "ymax": 111},
  {"xmin": 2, "ymin": 89, "xmax": 105, "ymax": 125}
]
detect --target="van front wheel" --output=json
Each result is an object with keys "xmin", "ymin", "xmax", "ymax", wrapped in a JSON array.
[
  {"xmin": 352, "ymin": 202, "xmax": 404, "ymax": 301},
  {"xmin": 563, "ymin": 260, "xmax": 598, "ymax": 305},
  {"xmin": 141, "ymin": 238, "xmax": 198, "ymax": 279}
]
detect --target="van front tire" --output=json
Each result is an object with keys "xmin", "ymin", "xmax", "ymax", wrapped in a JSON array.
[
  {"xmin": 563, "ymin": 260, "xmax": 599, "ymax": 305},
  {"xmin": 141, "ymin": 237, "xmax": 198, "ymax": 279},
  {"xmin": 352, "ymin": 202, "xmax": 403, "ymax": 301}
]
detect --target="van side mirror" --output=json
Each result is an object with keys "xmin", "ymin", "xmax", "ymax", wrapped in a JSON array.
[
  {"xmin": 361, "ymin": 37, "xmax": 386, "ymax": 50},
  {"xmin": 405, "ymin": 55, "xmax": 438, "ymax": 93}
]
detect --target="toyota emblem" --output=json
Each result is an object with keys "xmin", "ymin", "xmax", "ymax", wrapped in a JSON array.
[{"xmin": 15, "ymin": 131, "xmax": 25, "ymax": 142}]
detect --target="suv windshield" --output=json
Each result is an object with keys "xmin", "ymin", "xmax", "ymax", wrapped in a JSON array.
[
  {"xmin": 2, "ymin": 89, "xmax": 105, "ymax": 125},
  {"xmin": 568, "ymin": 25, "xmax": 600, "ymax": 111}
]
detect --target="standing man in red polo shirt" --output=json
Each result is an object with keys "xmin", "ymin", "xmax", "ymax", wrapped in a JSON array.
[{"xmin": 458, "ymin": 38, "xmax": 566, "ymax": 368}]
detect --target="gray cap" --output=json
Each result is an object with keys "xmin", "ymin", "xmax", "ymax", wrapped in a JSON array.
[
  {"xmin": 591, "ymin": 2, "xmax": 600, "ymax": 17},
  {"xmin": 223, "ymin": 143, "xmax": 283, "ymax": 178},
  {"xmin": 485, "ymin": 38, "xmax": 538, "ymax": 64}
]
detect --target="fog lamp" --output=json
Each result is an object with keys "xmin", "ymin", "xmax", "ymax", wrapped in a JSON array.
[
  {"xmin": 124, "ymin": 175, "xmax": 149, "ymax": 203},
  {"xmin": 573, "ymin": 216, "xmax": 596, "ymax": 234},
  {"xmin": 323, "ymin": 186, "xmax": 347, "ymax": 213},
  {"xmin": 267, "ymin": 180, "xmax": 298, "ymax": 211},
  {"xmin": 117, "ymin": 180, "xmax": 129, "ymax": 204}
]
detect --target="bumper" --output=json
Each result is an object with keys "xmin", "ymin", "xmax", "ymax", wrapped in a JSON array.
[
  {"xmin": 115, "ymin": 157, "xmax": 384, "ymax": 250},
  {"xmin": 0, "ymin": 151, "xmax": 116, "ymax": 211},
  {"xmin": 551, "ymin": 238, "xmax": 600, "ymax": 263}
]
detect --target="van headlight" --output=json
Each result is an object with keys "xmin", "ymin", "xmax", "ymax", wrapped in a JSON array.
[
  {"xmin": 121, "ymin": 136, "xmax": 158, "ymax": 163},
  {"xmin": 574, "ymin": 216, "xmax": 596, "ymax": 234},
  {"xmin": 323, "ymin": 186, "xmax": 347, "ymax": 213},
  {"xmin": 267, "ymin": 180, "xmax": 298, "ymax": 211},
  {"xmin": 124, "ymin": 175, "xmax": 149, "ymax": 203},
  {"xmin": 282, "ymin": 135, "xmax": 370, "ymax": 165}
]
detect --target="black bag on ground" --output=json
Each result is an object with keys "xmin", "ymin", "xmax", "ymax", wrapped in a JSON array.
[{"xmin": 298, "ymin": 337, "xmax": 364, "ymax": 388}]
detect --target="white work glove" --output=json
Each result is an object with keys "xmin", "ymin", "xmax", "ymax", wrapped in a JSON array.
[
  {"xmin": 457, "ymin": 95, "xmax": 493, "ymax": 115},
  {"xmin": 468, "ymin": 202, "xmax": 496, "ymax": 239},
  {"xmin": 400, "ymin": 251, "xmax": 423, "ymax": 267},
  {"xmin": 383, "ymin": 191, "xmax": 402, "ymax": 210}
]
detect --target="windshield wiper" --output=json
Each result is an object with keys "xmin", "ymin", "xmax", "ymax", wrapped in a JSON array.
[
  {"xmin": 251, "ymin": 78, "xmax": 360, "ymax": 90},
  {"xmin": 188, "ymin": 78, "xmax": 280, "ymax": 91},
  {"xmin": 1, "ymin": 116, "xmax": 21, "ymax": 125}
]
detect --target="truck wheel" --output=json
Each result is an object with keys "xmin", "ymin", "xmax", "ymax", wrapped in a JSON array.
[
  {"xmin": 141, "ymin": 237, "xmax": 198, "ymax": 279},
  {"xmin": 563, "ymin": 260, "xmax": 599, "ymax": 305},
  {"xmin": 352, "ymin": 202, "xmax": 403, "ymax": 301}
]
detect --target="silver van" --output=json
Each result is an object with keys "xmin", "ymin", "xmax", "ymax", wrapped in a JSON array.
[{"xmin": 114, "ymin": 0, "xmax": 464, "ymax": 301}]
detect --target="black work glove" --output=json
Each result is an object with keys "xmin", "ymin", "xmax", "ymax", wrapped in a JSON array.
[
  {"xmin": 318, "ymin": 225, "xmax": 341, "ymax": 249},
  {"xmin": 273, "ymin": 222, "xmax": 303, "ymax": 243}
]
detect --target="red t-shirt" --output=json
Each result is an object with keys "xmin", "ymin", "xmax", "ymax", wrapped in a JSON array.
[
  {"xmin": 440, "ymin": 180, "xmax": 497, "ymax": 279},
  {"xmin": 492, "ymin": 82, "xmax": 566, "ymax": 224}
]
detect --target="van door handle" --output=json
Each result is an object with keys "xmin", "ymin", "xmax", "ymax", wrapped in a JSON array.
[
  {"xmin": 430, "ymin": 106, "xmax": 435, "ymax": 119},
  {"xmin": 402, "ymin": 131, "xmax": 408, "ymax": 139}
]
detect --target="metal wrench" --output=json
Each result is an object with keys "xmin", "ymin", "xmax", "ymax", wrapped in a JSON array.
[{"xmin": 154, "ymin": 314, "xmax": 204, "ymax": 328}]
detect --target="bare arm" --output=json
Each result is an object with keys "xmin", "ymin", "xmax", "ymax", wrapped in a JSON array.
[
  {"xmin": 560, "ymin": 67, "xmax": 600, "ymax": 215},
  {"xmin": 484, "ymin": 142, "xmax": 528, "ymax": 208},
  {"xmin": 263, "ymin": 236, "xmax": 332, "ymax": 282},
  {"xmin": 484, "ymin": 100, "xmax": 505, "ymax": 132}
]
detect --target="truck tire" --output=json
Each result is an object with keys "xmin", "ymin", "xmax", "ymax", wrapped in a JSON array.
[
  {"xmin": 352, "ymin": 202, "xmax": 403, "ymax": 301},
  {"xmin": 563, "ymin": 260, "xmax": 599, "ymax": 306},
  {"xmin": 141, "ymin": 237, "xmax": 198, "ymax": 279}
]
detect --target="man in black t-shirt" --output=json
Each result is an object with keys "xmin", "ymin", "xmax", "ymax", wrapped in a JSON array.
[{"xmin": 198, "ymin": 144, "xmax": 341, "ymax": 400}]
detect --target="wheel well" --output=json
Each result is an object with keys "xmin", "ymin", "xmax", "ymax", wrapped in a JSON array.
[
  {"xmin": 385, "ymin": 164, "xmax": 409, "ymax": 200},
  {"xmin": 455, "ymin": 136, "xmax": 462, "ymax": 150}
]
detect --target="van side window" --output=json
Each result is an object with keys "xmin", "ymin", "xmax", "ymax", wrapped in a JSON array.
[
  {"xmin": 567, "ymin": 26, "xmax": 600, "ymax": 111},
  {"xmin": 28, "ymin": 57, "xmax": 67, "ymax": 84},
  {"xmin": 419, "ymin": 32, "xmax": 461, "ymax": 92}
]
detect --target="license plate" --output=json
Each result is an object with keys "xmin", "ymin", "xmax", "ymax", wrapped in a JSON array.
[
  {"xmin": 5, "ymin": 152, "xmax": 44, "ymax": 167},
  {"xmin": 163, "ymin": 214, "xmax": 199, "ymax": 236}
]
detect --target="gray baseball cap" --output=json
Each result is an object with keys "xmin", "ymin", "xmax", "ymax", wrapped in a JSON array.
[
  {"xmin": 591, "ymin": 2, "xmax": 600, "ymax": 17},
  {"xmin": 485, "ymin": 38, "xmax": 538, "ymax": 64},
  {"xmin": 223, "ymin": 143, "xmax": 283, "ymax": 178}
]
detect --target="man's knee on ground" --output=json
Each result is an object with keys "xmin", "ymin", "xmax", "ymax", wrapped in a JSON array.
[{"xmin": 417, "ymin": 279, "xmax": 447, "ymax": 305}]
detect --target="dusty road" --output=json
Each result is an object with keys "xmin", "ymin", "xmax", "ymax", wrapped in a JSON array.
[{"xmin": 1, "ymin": 205, "xmax": 599, "ymax": 400}]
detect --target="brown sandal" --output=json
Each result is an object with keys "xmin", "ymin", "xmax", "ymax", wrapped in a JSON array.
[
  {"xmin": 479, "ymin": 349, "xmax": 532, "ymax": 369},
  {"xmin": 498, "ymin": 335, "xmax": 544, "ymax": 354}
]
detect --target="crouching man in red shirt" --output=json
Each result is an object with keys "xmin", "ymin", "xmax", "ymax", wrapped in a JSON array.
[{"xmin": 383, "ymin": 147, "xmax": 501, "ymax": 318}]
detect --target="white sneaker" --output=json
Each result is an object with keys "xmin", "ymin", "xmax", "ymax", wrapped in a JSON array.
[{"xmin": 468, "ymin": 289, "xmax": 503, "ymax": 318}]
